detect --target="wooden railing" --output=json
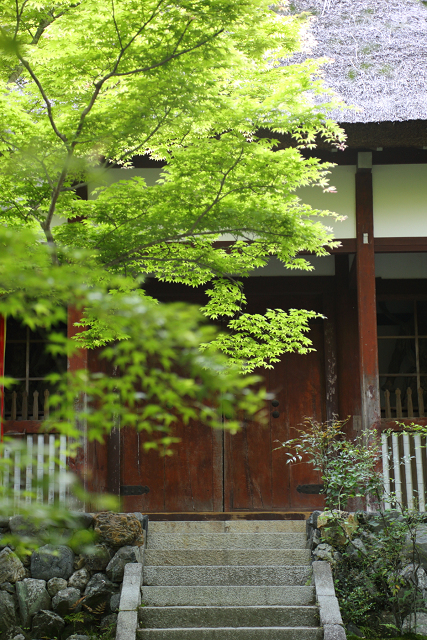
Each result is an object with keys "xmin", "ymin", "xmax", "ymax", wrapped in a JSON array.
[
  {"xmin": 4, "ymin": 389, "xmax": 50, "ymax": 421},
  {"xmin": 383, "ymin": 387, "xmax": 425, "ymax": 419}
]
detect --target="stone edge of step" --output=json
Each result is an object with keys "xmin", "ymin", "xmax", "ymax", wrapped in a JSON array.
[
  {"xmin": 117, "ymin": 563, "xmax": 144, "ymax": 640},
  {"xmin": 312, "ymin": 561, "xmax": 346, "ymax": 640},
  {"xmin": 135, "ymin": 627, "xmax": 323, "ymax": 639}
]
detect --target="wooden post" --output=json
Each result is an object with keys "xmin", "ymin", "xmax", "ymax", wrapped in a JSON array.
[
  {"xmin": 67, "ymin": 306, "xmax": 89, "ymax": 493},
  {"xmin": 323, "ymin": 290, "xmax": 338, "ymax": 423},
  {"xmin": 356, "ymin": 153, "xmax": 380, "ymax": 434},
  {"xmin": 335, "ymin": 254, "xmax": 361, "ymax": 437}
]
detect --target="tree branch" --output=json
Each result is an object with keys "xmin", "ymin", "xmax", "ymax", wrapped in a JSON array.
[
  {"xmin": 111, "ymin": 0, "xmax": 123, "ymax": 50},
  {"xmin": 13, "ymin": 52, "xmax": 69, "ymax": 146},
  {"xmin": 71, "ymin": 0, "xmax": 166, "ymax": 144},
  {"xmin": 42, "ymin": 149, "xmax": 74, "ymax": 246},
  {"xmin": 112, "ymin": 29, "xmax": 224, "ymax": 77},
  {"xmin": 186, "ymin": 148, "xmax": 245, "ymax": 235}
]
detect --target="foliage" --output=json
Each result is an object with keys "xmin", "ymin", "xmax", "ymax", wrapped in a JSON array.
[
  {"xmin": 0, "ymin": 226, "xmax": 266, "ymax": 547},
  {"xmin": 0, "ymin": 0, "xmax": 345, "ymax": 372},
  {"xmin": 276, "ymin": 417, "xmax": 383, "ymax": 510},
  {"xmin": 0, "ymin": 227, "xmax": 264, "ymax": 445},
  {"xmin": 286, "ymin": 422, "xmax": 427, "ymax": 637},
  {"xmin": 0, "ymin": 0, "xmax": 345, "ymax": 541},
  {"xmin": 334, "ymin": 510, "xmax": 427, "ymax": 636}
]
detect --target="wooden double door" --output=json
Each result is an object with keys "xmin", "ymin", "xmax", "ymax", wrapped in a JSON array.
[{"xmin": 120, "ymin": 291, "xmax": 327, "ymax": 514}]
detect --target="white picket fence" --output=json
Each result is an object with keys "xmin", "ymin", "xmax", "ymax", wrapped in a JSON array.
[
  {"xmin": 381, "ymin": 432, "xmax": 427, "ymax": 511},
  {"xmin": 2, "ymin": 434, "xmax": 69, "ymax": 506}
]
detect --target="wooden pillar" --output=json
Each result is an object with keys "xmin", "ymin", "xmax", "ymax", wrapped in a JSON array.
[
  {"xmin": 323, "ymin": 290, "xmax": 338, "ymax": 423},
  {"xmin": 356, "ymin": 153, "xmax": 380, "ymax": 433},
  {"xmin": 335, "ymin": 254, "xmax": 361, "ymax": 437},
  {"xmin": 67, "ymin": 306, "xmax": 89, "ymax": 491}
]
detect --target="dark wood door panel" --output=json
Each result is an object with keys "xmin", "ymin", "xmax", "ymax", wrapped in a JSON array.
[
  {"xmin": 283, "ymin": 325, "xmax": 325, "ymax": 510},
  {"xmin": 120, "ymin": 427, "xmax": 165, "ymax": 512},
  {"xmin": 119, "ymin": 289, "xmax": 328, "ymax": 513},
  {"xmin": 164, "ymin": 420, "xmax": 215, "ymax": 512},
  {"xmin": 224, "ymin": 417, "xmax": 272, "ymax": 510},
  {"xmin": 120, "ymin": 421, "xmax": 223, "ymax": 513},
  {"xmin": 224, "ymin": 308, "xmax": 326, "ymax": 512}
]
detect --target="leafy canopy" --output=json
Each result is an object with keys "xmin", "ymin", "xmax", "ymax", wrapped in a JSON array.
[{"xmin": 0, "ymin": 0, "xmax": 345, "ymax": 373}]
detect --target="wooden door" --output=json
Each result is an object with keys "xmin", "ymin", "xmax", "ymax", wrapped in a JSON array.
[
  {"xmin": 120, "ymin": 420, "xmax": 223, "ymax": 513},
  {"xmin": 119, "ymin": 290, "xmax": 327, "ymax": 513},
  {"xmin": 224, "ymin": 322, "xmax": 325, "ymax": 511}
]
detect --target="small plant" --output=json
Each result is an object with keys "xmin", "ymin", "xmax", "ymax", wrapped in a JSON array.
[
  {"xmin": 276, "ymin": 417, "xmax": 382, "ymax": 510},
  {"xmin": 64, "ymin": 611, "xmax": 86, "ymax": 625},
  {"xmin": 278, "ymin": 417, "xmax": 427, "ymax": 635}
]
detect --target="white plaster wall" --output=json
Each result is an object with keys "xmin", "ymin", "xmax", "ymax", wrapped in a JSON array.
[
  {"xmin": 88, "ymin": 167, "xmax": 162, "ymax": 198},
  {"xmin": 375, "ymin": 253, "xmax": 427, "ymax": 279},
  {"xmin": 373, "ymin": 165, "xmax": 427, "ymax": 238},
  {"xmin": 297, "ymin": 165, "xmax": 356, "ymax": 239}
]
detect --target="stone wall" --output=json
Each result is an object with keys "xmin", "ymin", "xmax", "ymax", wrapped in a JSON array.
[{"xmin": 0, "ymin": 512, "xmax": 147, "ymax": 640}]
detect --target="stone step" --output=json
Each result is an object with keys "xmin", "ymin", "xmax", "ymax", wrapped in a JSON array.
[
  {"xmin": 141, "ymin": 585, "xmax": 315, "ymax": 607},
  {"xmin": 143, "ymin": 565, "xmax": 311, "ymax": 586},
  {"xmin": 136, "ymin": 627, "xmax": 322, "ymax": 639},
  {"xmin": 138, "ymin": 605, "xmax": 318, "ymax": 629},
  {"xmin": 144, "ymin": 549, "xmax": 310, "ymax": 566},
  {"xmin": 148, "ymin": 521, "xmax": 306, "ymax": 534},
  {"xmin": 147, "ymin": 533, "xmax": 307, "ymax": 550}
]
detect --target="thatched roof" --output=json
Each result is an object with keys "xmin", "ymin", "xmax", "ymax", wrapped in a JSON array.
[{"xmin": 285, "ymin": 0, "xmax": 427, "ymax": 123}]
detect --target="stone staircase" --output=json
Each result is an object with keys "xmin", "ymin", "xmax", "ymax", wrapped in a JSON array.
[{"xmin": 137, "ymin": 519, "xmax": 321, "ymax": 639}]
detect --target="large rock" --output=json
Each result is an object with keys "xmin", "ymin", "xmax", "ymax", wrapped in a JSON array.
[
  {"xmin": 306, "ymin": 510, "xmax": 322, "ymax": 538},
  {"xmin": 83, "ymin": 573, "xmax": 117, "ymax": 611},
  {"xmin": 0, "ymin": 591, "xmax": 17, "ymax": 632},
  {"xmin": 317, "ymin": 511, "xmax": 358, "ymax": 546},
  {"xmin": 400, "ymin": 563, "xmax": 427, "ymax": 589},
  {"xmin": 47, "ymin": 577, "xmax": 68, "ymax": 597},
  {"xmin": 8, "ymin": 516, "xmax": 43, "ymax": 538},
  {"xmin": 0, "ymin": 582, "xmax": 15, "ymax": 594},
  {"xmin": 106, "ymin": 546, "xmax": 142, "ymax": 583},
  {"xmin": 312, "ymin": 542, "xmax": 335, "ymax": 563},
  {"xmin": 347, "ymin": 538, "xmax": 367, "ymax": 558},
  {"xmin": 52, "ymin": 587, "xmax": 82, "ymax": 617},
  {"xmin": 0, "ymin": 548, "xmax": 26, "ymax": 584},
  {"xmin": 31, "ymin": 610, "xmax": 65, "ymax": 638},
  {"xmin": 3, "ymin": 627, "xmax": 29, "ymax": 640},
  {"xmin": 406, "ymin": 524, "xmax": 427, "ymax": 571},
  {"xmin": 70, "ymin": 512, "xmax": 94, "ymax": 530},
  {"xmin": 110, "ymin": 592, "xmax": 120, "ymax": 613},
  {"xmin": 403, "ymin": 611, "xmax": 427, "ymax": 634},
  {"xmin": 82, "ymin": 544, "xmax": 112, "ymax": 572},
  {"xmin": 69, "ymin": 568, "xmax": 90, "ymax": 591},
  {"xmin": 31, "ymin": 544, "xmax": 75, "ymax": 581},
  {"xmin": 16, "ymin": 578, "xmax": 51, "ymax": 628},
  {"xmin": 94, "ymin": 513, "xmax": 144, "ymax": 547}
]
